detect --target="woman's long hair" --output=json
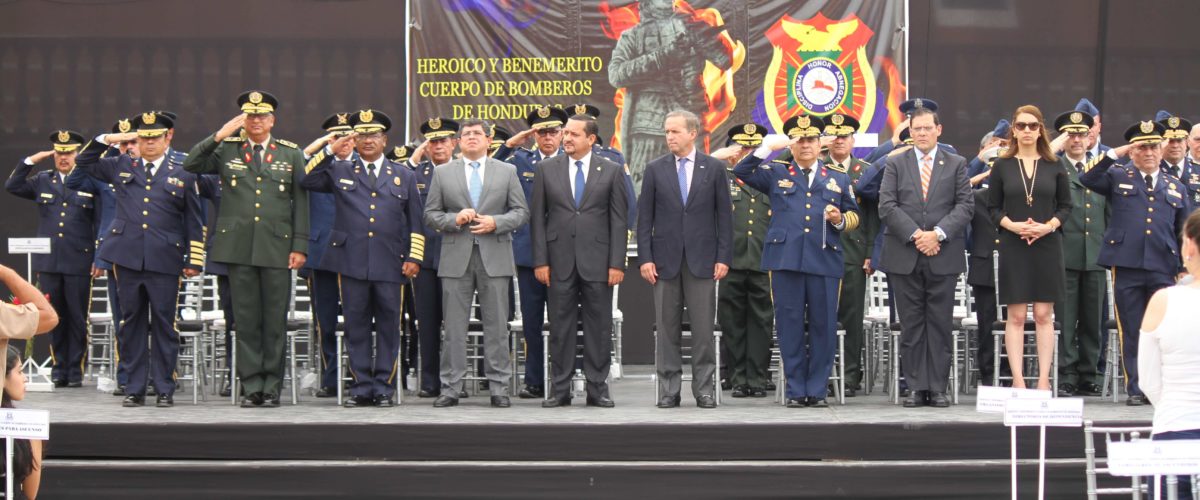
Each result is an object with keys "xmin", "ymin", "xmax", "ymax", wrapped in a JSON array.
[
  {"xmin": 2, "ymin": 344, "xmax": 34, "ymax": 483},
  {"xmin": 1000, "ymin": 104, "xmax": 1058, "ymax": 162}
]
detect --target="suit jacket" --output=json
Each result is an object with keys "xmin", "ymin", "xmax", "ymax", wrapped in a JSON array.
[
  {"xmin": 423, "ymin": 157, "xmax": 529, "ymax": 278},
  {"xmin": 530, "ymin": 153, "xmax": 628, "ymax": 283},
  {"xmin": 966, "ymin": 188, "xmax": 998, "ymax": 287},
  {"xmin": 878, "ymin": 147, "xmax": 973, "ymax": 276},
  {"xmin": 637, "ymin": 151, "xmax": 732, "ymax": 280}
]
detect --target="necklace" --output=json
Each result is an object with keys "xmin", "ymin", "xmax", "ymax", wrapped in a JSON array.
[{"xmin": 1017, "ymin": 158, "xmax": 1038, "ymax": 207}]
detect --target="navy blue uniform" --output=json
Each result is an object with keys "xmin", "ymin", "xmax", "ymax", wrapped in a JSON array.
[
  {"xmin": 405, "ymin": 159, "xmax": 444, "ymax": 394},
  {"xmin": 733, "ymin": 153, "xmax": 860, "ymax": 400},
  {"xmin": 6, "ymin": 161, "xmax": 97, "ymax": 384},
  {"xmin": 76, "ymin": 140, "xmax": 205, "ymax": 397},
  {"xmin": 300, "ymin": 151, "xmax": 346, "ymax": 393},
  {"xmin": 302, "ymin": 155, "xmax": 424, "ymax": 400}
]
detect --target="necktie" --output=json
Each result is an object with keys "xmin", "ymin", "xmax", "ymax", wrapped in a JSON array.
[
  {"xmin": 798, "ymin": 167, "xmax": 811, "ymax": 188},
  {"xmin": 1075, "ymin": 161, "xmax": 1084, "ymax": 174},
  {"xmin": 367, "ymin": 162, "xmax": 378, "ymax": 184},
  {"xmin": 574, "ymin": 160, "xmax": 586, "ymax": 207},
  {"xmin": 145, "ymin": 159, "xmax": 153, "ymax": 179},
  {"xmin": 1145, "ymin": 174, "xmax": 1154, "ymax": 191},
  {"xmin": 920, "ymin": 155, "xmax": 933, "ymax": 201},
  {"xmin": 252, "ymin": 144, "xmax": 264, "ymax": 171},
  {"xmin": 678, "ymin": 157, "xmax": 689, "ymax": 204},
  {"xmin": 469, "ymin": 161, "xmax": 482, "ymax": 208}
]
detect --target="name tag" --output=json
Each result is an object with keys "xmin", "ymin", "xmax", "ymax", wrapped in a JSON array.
[
  {"xmin": 39, "ymin": 193, "xmax": 53, "ymax": 199},
  {"xmin": 1118, "ymin": 183, "xmax": 1134, "ymax": 190},
  {"xmin": 338, "ymin": 179, "xmax": 354, "ymax": 186},
  {"xmin": 777, "ymin": 179, "xmax": 794, "ymax": 189},
  {"xmin": 118, "ymin": 172, "xmax": 132, "ymax": 178},
  {"xmin": 522, "ymin": 172, "xmax": 535, "ymax": 178},
  {"xmin": 77, "ymin": 191, "xmax": 94, "ymax": 198},
  {"xmin": 228, "ymin": 163, "xmax": 248, "ymax": 171}
]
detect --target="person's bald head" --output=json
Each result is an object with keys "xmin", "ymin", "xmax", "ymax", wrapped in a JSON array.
[{"xmin": 1189, "ymin": 123, "xmax": 1200, "ymax": 160}]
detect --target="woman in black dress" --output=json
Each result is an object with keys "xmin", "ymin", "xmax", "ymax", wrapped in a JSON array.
[
  {"xmin": 986, "ymin": 105, "xmax": 1072, "ymax": 390},
  {"xmin": 2, "ymin": 345, "xmax": 43, "ymax": 499}
]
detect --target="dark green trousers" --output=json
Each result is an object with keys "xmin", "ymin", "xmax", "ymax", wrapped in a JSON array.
[
  {"xmin": 717, "ymin": 269, "xmax": 773, "ymax": 389},
  {"xmin": 1056, "ymin": 269, "xmax": 1106, "ymax": 386},
  {"xmin": 228, "ymin": 264, "xmax": 292, "ymax": 396},
  {"xmin": 837, "ymin": 262, "xmax": 867, "ymax": 388}
]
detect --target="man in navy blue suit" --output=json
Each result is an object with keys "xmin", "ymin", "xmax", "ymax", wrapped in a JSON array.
[
  {"xmin": 76, "ymin": 113, "xmax": 206, "ymax": 407},
  {"xmin": 6, "ymin": 130, "xmax": 98, "ymax": 388},
  {"xmin": 638, "ymin": 110, "xmax": 732, "ymax": 409}
]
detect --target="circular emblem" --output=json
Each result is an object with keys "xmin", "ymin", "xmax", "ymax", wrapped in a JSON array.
[
  {"xmin": 1169, "ymin": 116, "xmax": 1180, "ymax": 128},
  {"xmin": 537, "ymin": 107, "xmax": 551, "ymax": 119},
  {"xmin": 745, "ymin": 124, "xmax": 757, "ymax": 135},
  {"xmin": 142, "ymin": 112, "xmax": 156, "ymax": 125},
  {"xmin": 797, "ymin": 116, "xmax": 811, "ymax": 129},
  {"xmin": 393, "ymin": 176, "xmax": 401, "ymax": 186},
  {"xmin": 57, "ymin": 131, "xmax": 70, "ymax": 143},
  {"xmin": 792, "ymin": 58, "xmax": 848, "ymax": 115},
  {"xmin": 336, "ymin": 114, "xmax": 348, "ymax": 125},
  {"xmin": 1140, "ymin": 121, "xmax": 1155, "ymax": 134},
  {"xmin": 360, "ymin": 109, "xmax": 374, "ymax": 123},
  {"xmin": 249, "ymin": 91, "xmax": 263, "ymax": 104},
  {"xmin": 429, "ymin": 117, "xmax": 442, "ymax": 130},
  {"xmin": 575, "ymin": 104, "xmax": 588, "ymax": 115},
  {"xmin": 830, "ymin": 114, "xmax": 844, "ymax": 126},
  {"xmin": 395, "ymin": 146, "xmax": 407, "ymax": 157},
  {"xmin": 1070, "ymin": 112, "xmax": 1082, "ymax": 124},
  {"xmin": 118, "ymin": 119, "xmax": 131, "ymax": 133}
]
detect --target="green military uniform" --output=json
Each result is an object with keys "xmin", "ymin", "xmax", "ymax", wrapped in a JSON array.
[
  {"xmin": 182, "ymin": 90, "xmax": 310, "ymax": 403},
  {"xmin": 1053, "ymin": 110, "xmax": 1108, "ymax": 396},
  {"xmin": 823, "ymin": 113, "xmax": 879, "ymax": 394},
  {"xmin": 717, "ymin": 124, "xmax": 774, "ymax": 396}
]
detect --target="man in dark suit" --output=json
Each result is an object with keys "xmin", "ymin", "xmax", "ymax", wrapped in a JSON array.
[
  {"xmin": 530, "ymin": 114, "xmax": 628, "ymax": 408},
  {"xmin": 878, "ymin": 102, "xmax": 973, "ymax": 408},
  {"xmin": 638, "ymin": 110, "xmax": 732, "ymax": 409}
]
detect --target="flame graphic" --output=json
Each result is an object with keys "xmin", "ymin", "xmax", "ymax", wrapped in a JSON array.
[
  {"xmin": 602, "ymin": 0, "xmax": 743, "ymax": 152},
  {"xmin": 877, "ymin": 56, "xmax": 908, "ymax": 131}
]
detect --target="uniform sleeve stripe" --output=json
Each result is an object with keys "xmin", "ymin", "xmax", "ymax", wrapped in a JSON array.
[{"xmin": 305, "ymin": 150, "xmax": 326, "ymax": 174}]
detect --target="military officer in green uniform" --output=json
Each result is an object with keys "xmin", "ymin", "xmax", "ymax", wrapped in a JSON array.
[
  {"xmin": 183, "ymin": 90, "xmax": 310, "ymax": 408},
  {"xmin": 823, "ymin": 113, "xmax": 877, "ymax": 397},
  {"xmin": 1051, "ymin": 110, "xmax": 1107, "ymax": 397},
  {"xmin": 714, "ymin": 123, "xmax": 773, "ymax": 398}
]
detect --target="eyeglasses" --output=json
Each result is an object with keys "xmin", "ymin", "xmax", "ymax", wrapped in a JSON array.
[
  {"xmin": 1013, "ymin": 122, "xmax": 1041, "ymax": 132},
  {"xmin": 534, "ymin": 128, "xmax": 561, "ymax": 136}
]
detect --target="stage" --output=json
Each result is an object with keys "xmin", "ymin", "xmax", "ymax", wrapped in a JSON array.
[{"xmin": 33, "ymin": 367, "xmax": 1150, "ymax": 498}]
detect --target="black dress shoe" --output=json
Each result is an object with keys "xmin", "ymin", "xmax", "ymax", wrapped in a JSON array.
[
  {"xmin": 375, "ymin": 395, "xmax": 395, "ymax": 408},
  {"xmin": 433, "ymin": 395, "xmax": 459, "ymax": 408},
  {"xmin": 261, "ymin": 394, "xmax": 281, "ymax": 408},
  {"xmin": 929, "ymin": 392, "xmax": 950, "ymax": 408},
  {"xmin": 696, "ymin": 395, "xmax": 717, "ymax": 408},
  {"xmin": 53, "ymin": 379, "xmax": 68, "ymax": 388},
  {"xmin": 656, "ymin": 395, "xmax": 681, "ymax": 408},
  {"xmin": 417, "ymin": 389, "xmax": 439, "ymax": 398},
  {"xmin": 156, "ymin": 393, "xmax": 174, "ymax": 408},
  {"xmin": 844, "ymin": 387, "xmax": 857, "ymax": 398},
  {"xmin": 765, "ymin": 381, "xmax": 777, "ymax": 391},
  {"xmin": 146, "ymin": 385, "xmax": 156, "ymax": 396},
  {"xmin": 490, "ymin": 396, "xmax": 511, "ymax": 408},
  {"xmin": 218, "ymin": 381, "xmax": 231, "ymax": 398},
  {"xmin": 240, "ymin": 393, "xmax": 262, "ymax": 408},
  {"xmin": 518, "ymin": 386, "xmax": 544, "ymax": 399},
  {"xmin": 749, "ymin": 387, "xmax": 767, "ymax": 398},
  {"xmin": 903, "ymin": 391, "xmax": 926, "ymax": 408},
  {"xmin": 1076, "ymin": 382, "xmax": 1103, "ymax": 397},
  {"xmin": 1126, "ymin": 394, "xmax": 1148, "ymax": 406},
  {"xmin": 314, "ymin": 387, "xmax": 336, "ymax": 398},
  {"xmin": 809, "ymin": 398, "xmax": 829, "ymax": 408},
  {"xmin": 720, "ymin": 379, "xmax": 732, "ymax": 391},
  {"xmin": 67, "ymin": 381, "xmax": 83, "ymax": 388},
  {"xmin": 586, "ymin": 396, "xmax": 615, "ymax": 408},
  {"xmin": 541, "ymin": 397, "xmax": 572, "ymax": 408},
  {"xmin": 731, "ymin": 385, "xmax": 750, "ymax": 398},
  {"xmin": 458, "ymin": 390, "xmax": 469, "ymax": 399},
  {"xmin": 900, "ymin": 387, "xmax": 912, "ymax": 398},
  {"xmin": 1057, "ymin": 383, "xmax": 1077, "ymax": 397},
  {"xmin": 122, "ymin": 394, "xmax": 145, "ymax": 407},
  {"xmin": 785, "ymin": 398, "xmax": 806, "ymax": 408},
  {"xmin": 343, "ymin": 396, "xmax": 371, "ymax": 408},
  {"xmin": 112, "ymin": 385, "xmax": 126, "ymax": 396}
]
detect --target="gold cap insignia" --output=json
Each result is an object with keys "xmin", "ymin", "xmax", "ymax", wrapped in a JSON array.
[
  {"xmin": 57, "ymin": 131, "xmax": 70, "ymax": 143},
  {"xmin": 248, "ymin": 91, "xmax": 263, "ymax": 104},
  {"xmin": 360, "ymin": 109, "xmax": 374, "ymax": 123},
  {"xmin": 336, "ymin": 114, "xmax": 348, "ymax": 125},
  {"xmin": 142, "ymin": 112, "xmax": 156, "ymax": 125},
  {"xmin": 745, "ymin": 124, "xmax": 756, "ymax": 135},
  {"xmin": 831, "ymin": 114, "xmax": 844, "ymax": 126},
  {"xmin": 118, "ymin": 119, "xmax": 131, "ymax": 133},
  {"xmin": 797, "ymin": 116, "xmax": 811, "ymax": 129},
  {"xmin": 575, "ymin": 104, "xmax": 588, "ymax": 115},
  {"xmin": 1169, "ymin": 116, "xmax": 1180, "ymax": 128},
  {"xmin": 1140, "ymin": 121, "xmax": 1154, "ymax": 134},
  {"xmin": 913, "ymin": 98, "xmax": 924, "ymax": 109},
  {"xmin": 430, "ymin": 117, "xmax": 442, "ymax": 130},
  {"xmin": 538, "ymin": 107, "xmax": 551, "ymax": 119},
  {"xmin": 395, "ymin": 146, "xmax": 407, "ymax": 157},
  {"xmin": 1070, "ymin": 112, "xmax": 1082, "ymax": 124}
]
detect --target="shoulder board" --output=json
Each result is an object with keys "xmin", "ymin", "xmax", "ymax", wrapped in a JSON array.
[
  {"xmin": 825, "ymin": 162, "xmax": 847, "ymax": 173},
  {"xmin": 770, "ymin": 158, "xmax": 790, "ymax": 165},
  {"xmin": 856, "ymin": 158, "xmax": 872, "ymax": 167},
  {"xmin": 275, "ymin": 139, "xmax": 298, "ymax": 149},
  {"xmin": 223, "ymin": 136, "xmax": 244, "ymax": 143}
]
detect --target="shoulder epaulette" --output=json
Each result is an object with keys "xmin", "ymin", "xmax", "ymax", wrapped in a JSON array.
[
  {"xmin": 275, "ymin": 139, "xmax": 298, "ymax": 149},
  {"xmin": 825, "ymin": 162, "xmax": 847, "ymax": 173},
  {"xmin": 770, "ymin": 158, "xmax": 790, "ymax": 165},
  {"xmin": 223, "ymin": 136, "xmax": 244, "ymax": 143}
]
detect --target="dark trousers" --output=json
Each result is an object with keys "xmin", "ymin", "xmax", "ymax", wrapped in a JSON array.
[
  {"xmin": 891, "ymin": 257, "xmax": 955, "ymax": 393},
  {"xmin": 106, "ymin": 268, "xmax": 129, "ymax": 386},
  {"xmin": 516, "ymin": 266, "xmax": 547, "ymax": 389},
  {"xmin": 38, "ymin": 271, "xmax": 90, "ymax": 383},
  {"xmin": 217, "ymin": 274, "xmax": 234, "ymax": 377},
  {"xmin": 339, "ymin": 276, "xmax": 401, "ymax": 399},
  {"xmin": 772, "ymin": 270, "xmax": 839, "ymax": 399},
  {"xmin": 1111, "ymin": 266, "xmax": 1173, "ymax": 397},
  {"xmin": 227, "ymin": 264, "xmax": 291, "ymax": 396},
  {"xmin": 113, "ymin": 265, "xmax": 180, "ymax": 396},
  {"xmin": 308, "ymin": 270, "xmax": 341, "ymax": 390},
  {"xmin": 1153, "ymin": 429, "xmax": 1200, "ymax": 500},
  {"xmin": 1056, "ymin": 269, "xmax": 1106, "ymax": 386},
  {"xmin": 547, "ymin": 267, "xmax": 612, "ymax": 401},
  {"xmin": 411, "ymin": 268, "xmax": 442, "ymax": 393},
  {"xmin": 837, "ymin": 262, "xmax": 867, "ymax": 387},
  {"xmin": 971, "ymin": 285, "xmax": 1008, "ymax": 382},
  {"xmin": 654, "ymin": 262, "xmax": 717, "ymax": 400},
  {"xmin": 717, "ymin": 269, "xmax": 772, "ymax": 389}
]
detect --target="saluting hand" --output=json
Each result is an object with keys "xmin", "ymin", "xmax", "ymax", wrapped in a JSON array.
[
  {"xmin": 214, "ymin": 113, "xmax": 248, "ymax": 142},
  {"xmin": 28, "ymin": 150, "xmax": 56, "ymax": 164},
  {"xmin": 891, "ymin": 118, "xmax": 910, "ymax": 145},
  {"xmin": 709, "ymin": 145, "xmax": 745, "ymax": 162},
  {"xmin": 506, "ymin": 128, "xmax": 536, "ymax": 149},
  {"xmin": 1112, "ymin": 143, "xmax": 1133, "ymax": 158},
  {"xmin": 761, "ymin": 134, "xmax": 796, "ymax": 152},
  {"xmin": 105, "ymin": 132, "xmax": 138, "ymax": 145},
  {"xmin": 330, "ymin": 133, "xmax": 357, "ymax": 157}
]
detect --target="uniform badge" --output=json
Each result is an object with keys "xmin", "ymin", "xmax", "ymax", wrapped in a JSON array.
[
  {"xmin": 1169, "ymin": 116, "xmax": 1180, "ymax": 128},
  {"xmin": 429, "ymin": 117, "xmax": 442, "ymax": 130},
  {"xmin": 1070, "ymin": 112, "xmax": 1083, "ymax": 124},
  {"xmin": 339, "ymin": 179, "xmax": 354, "ymax": 185},
  {"xmin": 279, "ymin": 183, "xmax": 286, "ymax": 192},
  {"xmin": 248, "ymin": 91, "xmax": 263, "ymax": 104},
  {"xmin": 537, "ymin": 107, "xmax": 550, "ymax": 119},
  {"xmin": 575, "ymin": 104, "xmax": 588, "ymax": 115},
  {"xmin": 826, "ymin": 178, "xmax": 842, "ymax": 193},
  {"xmin": 57, "ymin": 131, "xmax": 70, "ymax": 143},
  {"xmin": 117, "ymin": 119, "xmax": 132, "ymax": 133},
  {"xmin": 1118, "ymin": 183, "xmax": 1134, "ymax": 190},
  {"xmin": 119, "ymin": 172, "xmax": 132, "ymax": 178},
  {"xmin": 393, "ymin": 176, "xmax": 401, "ymax": 186},
  {"xmin": 522, "ymin": 172, "xmax": 535, "ymax": 178},
  {"xmin": 1140, "ymin": 121, "xmax": 1154, "ymax": 134},
  {"xmin": 77, "ymin": 191, "xmax": 93, "ymax": 198},
  {"xmin": 40, "ymin": 193, "xmax": 53, "ymax": 199},
  {"xmin": 778, "ymin": 179, "xmax": 794, "ymax": 189}
]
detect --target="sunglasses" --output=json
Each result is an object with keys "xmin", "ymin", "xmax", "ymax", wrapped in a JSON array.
[{"xmin": 1013, "ymin": 122, "xmax": 1041, "ymax": 132}]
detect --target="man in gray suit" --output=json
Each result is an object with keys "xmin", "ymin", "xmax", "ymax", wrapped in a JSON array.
[
  {"xmin": 878, "ymin": 103, "xmax": 973, "ymax": 408},
  {"xmin": 423, "ymin": 118, "xmax": 529, "ymax": 408},
  {"xmin": 530, "ymin": 114, "xmax": 628, "ymax": 408}
]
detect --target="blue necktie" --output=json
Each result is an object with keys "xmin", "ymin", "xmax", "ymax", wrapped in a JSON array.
[
  {"xmin": 677, "ymin": 157, "xmax": 689, "ymax": 204},
  {"xmin": 469, "ymin": 161, "xmax": 482, "ymax": 208},
  {"xmin": 574, "ymin": 160, "xmax": 585, "ymax": 207}
]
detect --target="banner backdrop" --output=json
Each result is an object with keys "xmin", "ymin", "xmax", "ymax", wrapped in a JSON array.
[{"xmin": 409, "ymin": 0, "xmax": 907, "ymax": 192}]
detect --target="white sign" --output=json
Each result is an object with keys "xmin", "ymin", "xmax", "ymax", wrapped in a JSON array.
[
  {"xmin": 1107, "ymin": 440, "xmax": 1200, "ymax": 477},
  {"xmin": 0, "ymin": 409, "xmax": 48, "ymax": 440},
  {"xmin": 7, "ymin": 238, "xmax": 50, "ymax": 255},
  {"xmin": 976, "ymin": 385, "xmax": 1052, "ymax": 414},
  {"xmin": 1003, "ymin": 398, "xmax": 1084, "ymax": 427}
]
